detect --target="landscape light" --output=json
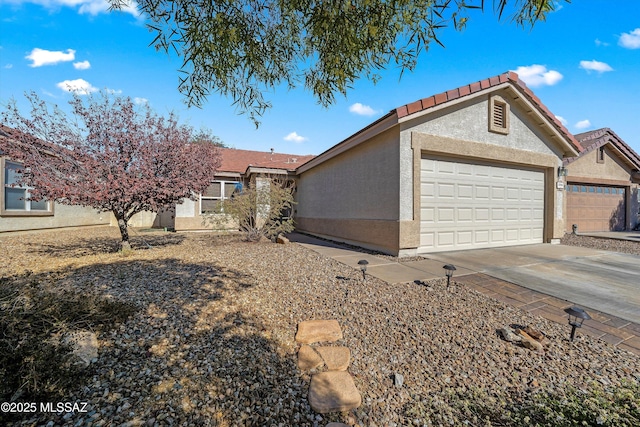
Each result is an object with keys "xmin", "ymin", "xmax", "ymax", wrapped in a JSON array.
[
  {"xmin": 564, "ymin": 306, "xmax": 591, "ymax": 342},
  {"xmin": 357, "ymin": 260, "xmax": 369, "ymax": 280},
  {"xmin": 443, "ymin": 264, "xmax": 456, "ymax": 289}
]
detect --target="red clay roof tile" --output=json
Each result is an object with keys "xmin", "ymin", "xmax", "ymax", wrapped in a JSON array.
[
  {"xmin": 421, "ymin": 96, "xmax": 436, "ymax": 109},
  {"xmin": 446, "ymin": 89, "xmax": 460, "ymax": 101},
  {"xmin": 434, "ymin": 92, "xmax": 447, "ymax": 104},
  {"xmin": 218, "ymin": 147, "xmax": 315, "ymax": 174},
  {"xmin": 391, "ymin": 71, "xmax": 581, "ymax": 153},
  {"xmin": 396, "ymin": 105, "xmax": 409, "ymax": 118},
  {"xmin": 407, "ymin": 100, "xmax": 423, "ymax": 115}
]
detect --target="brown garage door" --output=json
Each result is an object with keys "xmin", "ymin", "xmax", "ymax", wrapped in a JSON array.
[{"xmin": 566, "ymin": 184, "xmax": 626, "ymax": 232}]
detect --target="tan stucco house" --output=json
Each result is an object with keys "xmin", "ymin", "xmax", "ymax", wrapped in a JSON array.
[
  {"xmin": 295, "ymin": 72, "xmax": 583, "ymax": 256},
  {"xmin": 4, "ymin": 72, "xmax": 639, "ymax": 252},
  {"xmin": 173, "ymin": 147, "xmax": 315, "ymax": 230},
  {"xmin": 563, "ymin": 128, "xmax": 640, "ymax": 233}
]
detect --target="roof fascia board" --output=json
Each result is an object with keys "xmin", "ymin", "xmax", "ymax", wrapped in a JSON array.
[
  {"xmin": 245, "ymin": 167, "xmax": 290, "ymax": 175},
  {"xmin": 296, "ymin": 112, "xmax": 397, "ymax": 174}
]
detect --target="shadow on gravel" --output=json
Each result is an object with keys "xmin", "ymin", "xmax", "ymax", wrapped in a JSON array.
[
  {"xmin": 1, "ymin": 256, "xmax": 321, "ymax": 426},
  {"xmin": 25, "ymin": 233, "xmax": 187, "ymax": 257}
]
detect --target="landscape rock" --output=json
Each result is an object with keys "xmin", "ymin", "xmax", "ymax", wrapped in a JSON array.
[
  {"xmin": 309, "ymin": 371, "xmax": 362, "ymax": 413},
  {"xmin": 316, "ymin": 346, "xmax": 351, "ymax": 371},
  {"xmin": 523, "ymin": 325, "xmax": 545, "ymax": 341},
  {"xmin": 497, "ymin": 327, "xmax": 522, "ymax": 342},
  {"xmin": 298, "ymin": 345, "xmax": 324, "ymax": 371},
  {"xmin": 295, "ymin": 320, "xmax": 343, "ymax": 344},
  {"xmin": 393, "ymin": 373, "xmax": 404, "ymax": 388},
  {"xmin": 63, "ymin": 330, "xmax": 99, "ymax": 368},
  {"xmin": 277, "ymin": 234, "xmax": 290, "ymax": 244}
]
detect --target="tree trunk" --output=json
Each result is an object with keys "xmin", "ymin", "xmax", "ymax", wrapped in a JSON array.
[{"xmin": 114, "ymin": 211, "xmax": 131, "ymax": 251}]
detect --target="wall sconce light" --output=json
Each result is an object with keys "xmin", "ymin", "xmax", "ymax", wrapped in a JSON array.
[
  {"xmin": 443, "ymin": 264, "xmax": 456, "ymax": 290},
  {"xmin": 558, "ymin": 166, "xmax": 568, "ymax": 178},
  {"xmin": 564, "ymin": 306, "xmax": 591, "ymax": 341},
  {"xmin": 358, "ymin": 260, "xmax": 369, "ymax": 280}
]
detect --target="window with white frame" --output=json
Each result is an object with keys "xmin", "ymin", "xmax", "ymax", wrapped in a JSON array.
[
  {"xmin": 200, "ymin": 180, "xmax": 241, "ymax": 214},
  {"xmin": 1, "ymin": 159, "xmax": 52, "ymax": 216}
]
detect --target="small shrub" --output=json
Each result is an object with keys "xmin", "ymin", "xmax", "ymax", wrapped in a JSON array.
[{"xmin": 205, "ymin": 177, "xmax": 296, "ymax": 241}]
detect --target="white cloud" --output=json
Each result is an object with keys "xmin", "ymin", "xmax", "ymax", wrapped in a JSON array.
[
  {"xmin": 575, "ymin": 119, "xmax": 591, "ymax": 130},
  {"xmin": 56, "ymin": 78, "xmax": 98, "ymax": 95},
  {"xmin": 619, "ymin": 28, "xmax": 640, "ymax": 49},
  {"xmin": 26, "ymin": 48, "xmax": 75, "ymax": 67},
  {"xmin": 17, "ymin": 0, "xmax": 139, "ymax": 17},
  {"xmin": 3, "ymin": 64, "xmax": 13, "ymax": 69},
  {"xmin": 513, "ymin": 64, "xmax": 563, "ymax": 87},
  {"xmin": 555, "ymin": 115, "xmax": 568, "ymax": 126},
  {"xmin": 349, "ymin": 102, "xmax": 378, "ymax": 116},
  {"xmin": 134, "ymin": 97, "xmax": 148, "ymax": 105},
  {"xmin": 105, "ymin": 88, "xmax": 122, "ymax": 94},
  {"xmin": 579, "ymin": 60, "xmax": 613, "ymax": 73},
  {"xmin": 594, "ymin": 39, "xmax": 609, "ymax": 47},
  {"xmin": 73, "ymin": 60, "xmax": 91, "ymax": 70},
  {"xmin": 283, "ymin": 132, "xmax": 308, "ymax": 143}
]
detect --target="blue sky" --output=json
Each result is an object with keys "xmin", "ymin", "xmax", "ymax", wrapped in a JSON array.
[{"xmin": 1, "ymin": 1, "xmax": 639, "ymax": 156}]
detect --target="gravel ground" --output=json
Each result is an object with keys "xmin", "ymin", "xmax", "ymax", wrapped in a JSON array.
[
  {"xmin": 1, "ymin": 227, "xmax": 639, "ymax": 426},
  {"xmin": 560, "ymin": 233, "xmax": 640, "ymax": 256}
]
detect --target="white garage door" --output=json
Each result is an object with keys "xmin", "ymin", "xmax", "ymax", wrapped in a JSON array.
[{"xmin": 419, "ymin": 158, "xmax": 545, "ymax": 253}]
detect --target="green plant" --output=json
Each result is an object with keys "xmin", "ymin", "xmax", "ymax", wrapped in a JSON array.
[{"xmin": 205, "ymin": 177, "xmax": 296, "ymax": 241}]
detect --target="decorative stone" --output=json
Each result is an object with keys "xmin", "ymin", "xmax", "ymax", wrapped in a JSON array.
[
  {"xmin": 497, "ymin": 327, "xmax": 521, "ymax": 342},
  {"xmin": 309, "ymin": 371, "xmax": 361, "ymax": 413},
  {"xmin": 296, "ymin": 320, "xmax": 343, "ymax": 344},
  {"xmin": 63, "ymin": 330, "xmax": 99, "ymax": 368},
  {"xmin": 316, "ymin": 346, "xmax": 350, "ymax": 371},
  {"xmin": 326, "ymin": 424, "xmax": 350, "ymax": 427},
  {"xmin": 277, "ymin": 234, "xmax": 290, "ymax": 244},
  {"xmin": 393, "ymin": 373, "xmax": 404, "ymax": 388},
  {"xmin": 523, "ymin": 326, "xmax": 545, "ymax": 341},
  {"xmin": 517, "ymin": 330, "xmax": 544, "ymax": 352},
  {"xmin": 298, "ymin": 345, "xmax": 324, "ymax": 371}
]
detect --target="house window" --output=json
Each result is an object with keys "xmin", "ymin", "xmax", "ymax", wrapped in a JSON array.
[
  {"xmin": 597, "ymin": 146, "xmax": 605, "ymax": 164},
  {"xmin": 200, "ymin": 180, "xmax": 241, "ymax": 214},
  {"xmin": 1, "ymin": 159, "xmax": 53, "ymax": 216},
  {"xmin": 488, "ymin": 95, "xmax": 510, "ymax": 135}
]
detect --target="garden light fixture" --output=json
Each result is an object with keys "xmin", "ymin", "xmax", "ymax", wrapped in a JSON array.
[
  {"xmin": 358, "ymin": 259, "xmax": 369, "ymax": 280},
  {"xmin": 443, "ymin": 264, "xmax": 456, "ymax": 289},
  {"xmin": 564, "ymin": 306, "xmax": 591, "ymax": 342}
]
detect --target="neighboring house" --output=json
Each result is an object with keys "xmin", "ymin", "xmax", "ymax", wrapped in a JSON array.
[
  {"xmin": 1, "ymin": 126, "xmax": 113, "ymax": 233},
  {"xmin": 173, "ymin": 147, "xmax": 315, "ymax": 230},
  {"xmin": 295, "ymin": 72, "xmax": 582, "ymax": 256},
  {"xmin": 563, "ymin": 128, "xmax": 640, "ymax": 233}
]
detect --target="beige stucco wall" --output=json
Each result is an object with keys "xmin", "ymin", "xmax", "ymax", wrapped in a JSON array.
[
  {"xmin": 0, "ymin": 203, "xmax": 110, "ymax": 233},
  {"xmin": 568, "ymin": 147, "xmax": 634, "ymax": 182},
  {"xmin": 567, "ymin": 146, "xmax": 640, "ymax": 230},
  {"xmin": 296, "ymin": 126, "xmax": 402, "ymax": 253},
  {"xmin": 397, "ymin": 91, "xmax": 570, "ymax": 252}
]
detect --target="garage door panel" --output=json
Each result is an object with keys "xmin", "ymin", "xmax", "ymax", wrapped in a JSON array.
[
  {"xmin": 420, "ymin": 158, "xmax": 545, "ymax": 253},
  {"xmin": 566, "ymin": 184, "xmax": 625, "ymax": 232}
]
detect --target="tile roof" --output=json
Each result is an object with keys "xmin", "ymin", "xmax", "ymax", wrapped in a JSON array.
[
  {"xmin": 394, "ymin": 71, "xmax": 582, "ymax": 153},
  {"xmin": 218, "ymin": 147, "xmax": 315, "ymax": 174},
  {"xmin": 567, "ymin": 128, "xmax": 640, "ymax": 168}
]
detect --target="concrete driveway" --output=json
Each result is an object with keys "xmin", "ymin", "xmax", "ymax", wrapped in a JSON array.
[{"xmin": 424, "ymin": 244, "xmax": 640, "ymax": 324}]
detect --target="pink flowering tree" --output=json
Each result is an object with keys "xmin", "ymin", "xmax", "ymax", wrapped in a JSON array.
[{"xmin": 1, "ymin": 91, "xmax": 221, "ymax": 250}]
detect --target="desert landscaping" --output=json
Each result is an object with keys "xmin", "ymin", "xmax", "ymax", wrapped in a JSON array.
[{"xmin": 1, "ymin": 227, "xmax": 639, "ymax": 426}]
